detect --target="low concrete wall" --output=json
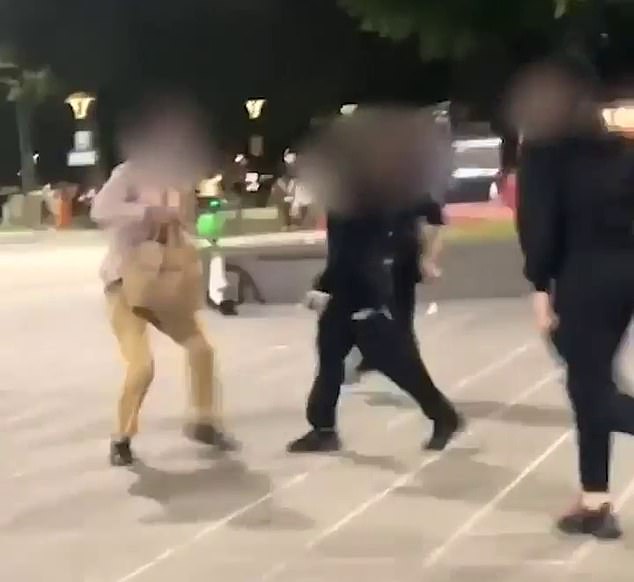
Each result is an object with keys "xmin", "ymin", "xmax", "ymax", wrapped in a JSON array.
[
  {"xmin": 2, "ymin": 191, "xmax": 45, "ymax": 228},
  {"xmin": 212, "ymin": 236, "xmax": 528, "ymax": 305},
  {"xmin": 423, "ymin": 240, "xmax": 529, "ymax": 301}
]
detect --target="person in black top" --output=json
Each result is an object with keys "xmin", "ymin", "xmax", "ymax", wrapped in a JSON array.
[
  {"xmin": 289, "ymin": 208, "xmax": 462, "ymax": 453},
  {"xmin": 347, "ymin": 199, "xmax": 444, "ymax": 380},
  {"xmin": 516, "ymin": 58, "xmax": 634, "ymax": 539},
  {"xmin": 390, "ymin": 199, "xmax": 445, "ymax": 340}
]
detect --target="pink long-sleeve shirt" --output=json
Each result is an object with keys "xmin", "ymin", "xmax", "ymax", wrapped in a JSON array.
[{"xmin": 91, "ymin": 162, "xmax": 192, "ymax": 285}]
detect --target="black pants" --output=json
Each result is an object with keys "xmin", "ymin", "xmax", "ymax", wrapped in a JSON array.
[
  {"xmin": 358, "ymin": 271, "xmax": 418, "ymax": 373},
  {"xmin": 554, "ymin": 253, "xmax": 634, "ymax": 492},
  {"xmin": 392, "ymin": 270, "xmax": 418, "ymax": 342},
  {"xmin": 307, "ymin": 300, "xmax": 454, "ymax": 430}
]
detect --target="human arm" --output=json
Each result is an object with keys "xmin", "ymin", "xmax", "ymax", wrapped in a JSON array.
[
  {"xmin": 416, "ymin": 199, "xmax": 445, "ymax": 279},
  {"xmin": 516, "ymin": 141, "xmax": 564, "ymax": 332},
  {"xmin": 516, "ymin": 142, "xmax": 563, "ymax": 293},
  {"xmin": 90, "ymin": 165, "xmax": 179, "ymax": 227},
  {"xmin": 90, "ymin": 165, "xmax": 148, "ymax": 226}
]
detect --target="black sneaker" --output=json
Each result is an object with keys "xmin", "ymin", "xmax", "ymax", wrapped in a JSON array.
[
  {"xmin": 557, "ymin": 503, "xmax": 622, "ymax": 540},
  {"xmin": 219, "ymin": 300, "xmax": 239, "ymax": 316},
  {"xmin": 110, "ymin": 438, "xmax": 135, "ymax": 467},
  {"xmin": 425, "ymin": 413, "xmax": 464, "ymax": 451},
  {"xmin": 287, "ymin": 429, "xmax": 342, "ymax": 453},
  {"xmin": 184, "ymin": 422, "xmax": 240, "ymax": 452}
]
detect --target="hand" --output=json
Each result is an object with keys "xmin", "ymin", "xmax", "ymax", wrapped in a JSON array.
[
  {"xmin": 422, "ymin": 258, "xmax": 442, "ymax": 280},
  {"xmin": 532, "ymin": 291, "xmax": 558, "ymax": 334},
  {"xmin": 303, "ymin": 290, "xmax": 331, "ymax": 314}
]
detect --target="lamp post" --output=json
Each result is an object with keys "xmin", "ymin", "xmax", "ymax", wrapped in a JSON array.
[
  {"xmin": 65, "ymin": 92, "xmax": 95, "ymax": 122},
  {"xmin": 63, "ymin": 92, "xmax": 99, "ymax": 228},
  {"xmin": 65, "ymin": 92, "xmax": 98, "ymax": 169},
  {"xmin": 245, "ymin": 98, "xmax": 266, "ymax": 158}
]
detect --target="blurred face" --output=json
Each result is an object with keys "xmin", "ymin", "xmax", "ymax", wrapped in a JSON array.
[
  {"xmin": 121, "ymin": 103, "xmax": 211, "ymax": 191},
  {"xmin": 298, "ymin": 108, "xmax": 450, "ymax": 216},
  {"xmin": 508, "ymin": 65, "xmax": 594, "ymax": 139}
]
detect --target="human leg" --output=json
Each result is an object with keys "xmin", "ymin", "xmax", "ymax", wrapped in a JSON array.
[
  {"xmin": 159, "ymin": 311, "xmax": 237, "ymax": 450},
  {"xmin": 554, "ymin": 264, "xmax": 633, "ymax": 538},
  {"xmin": 354, "ymin": 310, "xmax": 461, "ymax": 450},
  {"xmin": 288, "ymin": 302, "xmax": 354, "ymax": 452},
  {"xmin": 106, "ymin": 285, "xmax": 155, "ymax": 465}
]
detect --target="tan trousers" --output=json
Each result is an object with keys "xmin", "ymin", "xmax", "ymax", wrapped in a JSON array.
[{"xmin": 106, "ymin": 285, "xmax": 219, "ymax": 438}]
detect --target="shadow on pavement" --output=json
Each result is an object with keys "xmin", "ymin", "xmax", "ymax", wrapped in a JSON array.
[
  {"xmin": 363, "ymin": 393, "xmax": 571, "ymax": 428},
  {"xmin": 337, "ymin": 450, "xmax": 410, "ymax": 475},
  {"xmin": 456, "ymin": 401, "xmax": 571, "ymax": 428},
  {"xmin": 128, "ymin": 459, "xmax": 314, "ymax": 531}
]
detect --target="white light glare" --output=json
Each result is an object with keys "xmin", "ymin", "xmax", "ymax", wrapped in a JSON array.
[
  {"xmin": 340, "ymin": 104, "xmax": 358, "ymax": 116},
  {"xmin": 452, "ymin": 167, "xmax": 499, "ymax": 179},
  {"xmin": 453, "ymin": 137, "xmax": 502, "ymax": 151}
]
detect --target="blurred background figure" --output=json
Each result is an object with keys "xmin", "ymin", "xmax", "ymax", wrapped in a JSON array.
[
  {"xmin": 271, "ymin": 149, "xmax": 315, "ymax": 230},
  {"xmin": 289, "ymin": 177, "xmax": 313, "ymax": 229},
  {"xmin": 512, "ymin": 55, "xmax": 634, "ymax": 539},
  {"xmin": 271, "ymin": 171, "xmax": 297, "ymax": 230}
]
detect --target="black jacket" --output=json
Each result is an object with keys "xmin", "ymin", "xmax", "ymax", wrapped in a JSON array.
[
  {"xmin": 391, "ymin": 199, "xmax": 445, "ymax": 283},
  {"xmin": 517, "ymin": 134, "xmax": 634, "ymax": 292},
  {"xmin": 315, "ymin": 212, "xmax": 393, "ymax": 310}
]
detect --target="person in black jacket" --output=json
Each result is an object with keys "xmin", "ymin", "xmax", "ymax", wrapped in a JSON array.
[
  {"xmin": 289, "ymin": 209, "xmax": 462, "ymax": 453},
  {"xmin": 515, "ymin": 58, "xmax": 634, "ymax": 539},
  {"xmin": 390, "ymin": 199, "xmax": 445, "ymax": 339},
  {"xmin": 347, "ymin": 199, "xmax": 444, "ymax": 380}
]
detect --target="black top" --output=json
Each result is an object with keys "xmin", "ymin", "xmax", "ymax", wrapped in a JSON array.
[
  {"xmin": 315, "ymin": 212, "xmax": 394, "ymax": 310},
  {"xmin": 314, "ymin": 198, "xmax": 445, "ymax": 307},
  {"xmin": 391, "ymin": 199, "xmax": 445, "ymax": 283},
  {"xmin": 517, "ymin": 134, "xmax": 634, "ymax": 292}
]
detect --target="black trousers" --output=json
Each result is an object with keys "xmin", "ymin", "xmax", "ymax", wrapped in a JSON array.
[
  {"xmin": 392, "ymin": 270, "xmax": 418, "ymax": 342},
  {"xmin": 307, "ymin": 300, "xmax": 454, "ymax": 430},
  {"xmin": 358, "ymin": 271, "xmax": 418, "ymax": 373},
  {"xmin": 554, "ymin": 253, "xmax": 634, "ymax": 492}
]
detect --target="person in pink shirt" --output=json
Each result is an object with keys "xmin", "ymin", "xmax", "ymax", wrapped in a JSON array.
[{"xmin": 92, "ymin": 98, "xmax": 237, "ymax": 466}]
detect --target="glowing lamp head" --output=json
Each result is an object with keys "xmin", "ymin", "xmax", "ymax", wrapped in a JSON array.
[{"xmin": 65, "ymin": 92, "xmax": 96, "ymax": 120}]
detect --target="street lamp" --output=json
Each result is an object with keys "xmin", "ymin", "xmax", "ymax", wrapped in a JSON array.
[
  {"xmin": 65, "ymin": 92, "xmax": 95, "ymax": 121},
  {"xmin": 245, "ymin": 99, "xmax": 266, "ymax": 120},
  {"xmin": 65, "ymin": 92, "xmax": 99, "ymax": 171},
  {"xmin": 245, "ymin": 99, "xmax": 266, "ymax": 158}
]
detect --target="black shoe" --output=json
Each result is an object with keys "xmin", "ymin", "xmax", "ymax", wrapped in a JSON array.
[
  {"xmin": 287, "ymin": 429, "xmax": 341, "ymax": 453},
  {"xmin": 219, "ymin": 300, "xmax": 238, "ymax": 316},
  {"xmin": 425, "ymin": 413, "xmax": 464, "ymax": 451},
  {"xmin": 557, "ymin": 503, "xmax": 622, "ymax": 540},
  {"xmin": 110, "ymin": 438, "xmax": 135, "ymax": 467},
  {"xmin": 184, "ymin": 422, "xmax": 240, "ymax": 452}
]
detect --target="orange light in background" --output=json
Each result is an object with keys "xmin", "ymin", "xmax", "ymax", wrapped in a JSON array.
[{"xmin": 602, "ymin": 102, "xmax": 634, "ymax": 136}]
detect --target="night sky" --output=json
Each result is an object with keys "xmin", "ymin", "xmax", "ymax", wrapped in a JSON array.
[{"xmin": 0, "ymin": 0, "xmax": 632, "ymax": 185}]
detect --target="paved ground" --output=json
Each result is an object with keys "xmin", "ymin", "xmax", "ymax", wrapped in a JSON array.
[{"xmin": 2, "ymin": 242, "xmax": 634, "ymax": 582}]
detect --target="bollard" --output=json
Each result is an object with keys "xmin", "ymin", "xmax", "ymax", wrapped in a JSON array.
[{"xmin": 55, "ymin": 197, "xmax": 73, "ymax": 229}]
